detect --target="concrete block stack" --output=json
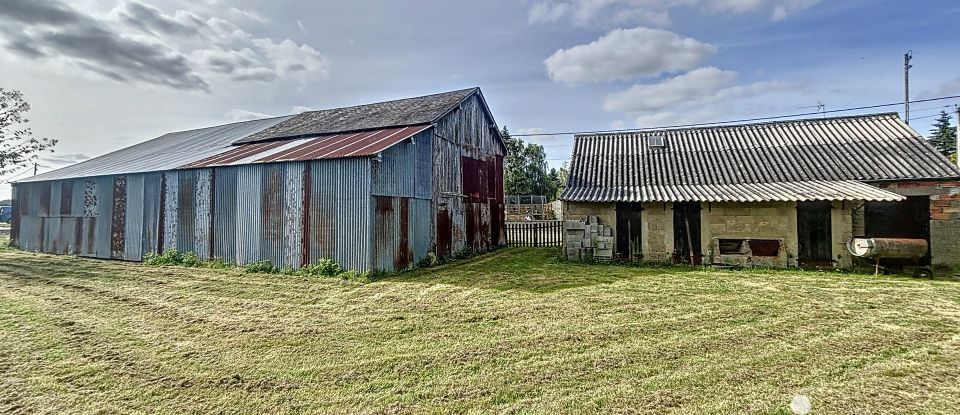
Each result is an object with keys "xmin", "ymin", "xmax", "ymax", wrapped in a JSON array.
[{"xmin": 564, "ymin": 215, "xmax": 615, "ymax": 261}]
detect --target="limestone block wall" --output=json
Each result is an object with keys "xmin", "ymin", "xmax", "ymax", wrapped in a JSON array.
[
  {"xmin": 640, "ymin": 203, "xmax": 673, "ymax": 262},
  {"xmin": 700, "ymin": 202, "xmax": 799, "ymax": 267},
  {"xmin": 830, "ymin": 200, "xmax": 855, "ymax": 268},
  {"xmin": 563, "ymin": 202, "xmax": 615, "ymax": 228}
]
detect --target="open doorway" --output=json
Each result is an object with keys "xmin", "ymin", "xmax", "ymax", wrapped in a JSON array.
[
  {"xmin": 615, "ymin": 202, "xmax": 642, "ymax": 261},
  {"xmin": 797, "ymin": 201, "xmax": 833, "ymax": 267},
  {"xmin": 673, "ymin": 202, "xmax": 702, "ymax": 265},
  {"xmin": 863, "ymin": 196, "xmax": 931, "ymax": 265}
]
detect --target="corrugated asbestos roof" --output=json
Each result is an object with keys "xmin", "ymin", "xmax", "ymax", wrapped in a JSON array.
[
  {"xmin": 562, "ymin": 180, "xmax": 904, "ymax": 202},
  {"xmin": 561, "ymin": 113, "xmax": 960, "ymax": 202},
  {"xmin": 19, "ymin": 116, "xmax": 293, "ymax": 183},
  {"xmin": 235, "ymin": 88, "xmax": 478, "ymax": 144},
  {"xmin": 180, "ymin": 125, "xmax": 430, "ymax": 168}
]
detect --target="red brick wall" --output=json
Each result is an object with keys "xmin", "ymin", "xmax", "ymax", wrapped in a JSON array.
[{"xmin": 877, "ymin": 180, "xmax": 960, "ymax": 220}]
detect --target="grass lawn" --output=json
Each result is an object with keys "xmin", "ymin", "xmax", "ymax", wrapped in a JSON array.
[{"xmin": 1, "ymin": 247, "xmax": 960, "ymax": 414}]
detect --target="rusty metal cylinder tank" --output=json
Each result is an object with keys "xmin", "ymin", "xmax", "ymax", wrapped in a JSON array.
[{"xmin": 847, "ymin": 238, "xmax": 928, "ymax": 258}]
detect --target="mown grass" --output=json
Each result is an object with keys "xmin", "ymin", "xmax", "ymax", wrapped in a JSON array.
[{"xmin": 1, "ymin": 246, "xmax": 960, "ymax": 414}]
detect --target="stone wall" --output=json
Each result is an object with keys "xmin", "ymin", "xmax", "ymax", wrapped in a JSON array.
[
  {"xmin": 877, "ymin": 180, "xmax": 960, "ymax": 266},
  {"xmin": 700, "ymin": 202, "xmax": 799, "ymax": 267},
  {"xmin": 640, "ymin": 203, "xmax": 673, "ymax": 262}
]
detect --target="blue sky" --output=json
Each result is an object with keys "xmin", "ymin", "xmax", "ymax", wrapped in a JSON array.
[{"xmin": 2, "ymin": 0, "xmax": 960, "ymax": 199}]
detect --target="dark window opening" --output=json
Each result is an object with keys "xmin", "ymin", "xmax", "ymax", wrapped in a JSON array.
[
  {"xmin": 864, "ymin": 196, "xmax": 931, "ymax": 266},
  {"xmin": 748, "ymin": 239, "xmax": 781, "ymax": 256},
  {"xmin": 718, "ymin": 239, "xmax": 744, "ymax": 254},
  {"xmin": 616, "ymin": 202, "xmax": 642, "ymax": 260}
]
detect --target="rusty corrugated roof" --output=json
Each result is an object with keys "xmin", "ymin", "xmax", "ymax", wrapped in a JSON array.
[
  {"xmin": 234, "ymin": 88, "xmax": 478, "ymax": 144},
  {"xmin": 561, "ymin": 113, "xmax": 960, "ymax": 202},
  {"xmin": 179, "ymin": 125, "xmax": 431, "ymax": 168}
]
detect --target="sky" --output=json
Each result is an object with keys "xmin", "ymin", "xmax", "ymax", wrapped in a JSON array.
[{"xmin": 2, "ymin": 0, "xmax": 960, "ymax": 200}]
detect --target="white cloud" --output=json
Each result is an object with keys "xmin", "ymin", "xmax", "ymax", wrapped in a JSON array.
[
  {"xmin": 771, "ymin": 0, "xmax": 823, "ymax": 20},
  {"xmin": 604, "ymin": 67, "xmax": 737, "ymax": 113},
  {"xmin": 528, "ymin": 0, "xmax": 821, "ymax": 27},
  {"xmin": 603, "ymin": 66, "xmax": 796, "ymax": 126},
  {"xmin": 0, "ymin": 0, "xmax": 329, "ymax": 91},
  {"xmin": 292, "ymin": 105, "xmax": 314, "ymax": 113},
  {"xmin": 544, "ymin": 27, "xmax": 715, "ymax": 84},
  {"xmin": 225, "ymin": 108, "xmax": 272, "ymax": 121}
]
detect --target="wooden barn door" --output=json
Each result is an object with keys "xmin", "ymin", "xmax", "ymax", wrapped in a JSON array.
[
  {"xmin": 615, "ymin": 202, "xmax": 642, "ymax": 260},
  {"xmin": 673, "ymin": 202, "xmax": 702, "ymax": 265},
  {"xmin": 797, "ymin": 201, "xmax": 832, "ymax": 267}
]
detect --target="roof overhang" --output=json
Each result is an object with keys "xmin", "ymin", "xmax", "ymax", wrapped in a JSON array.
[
  {"xmin": 561, "ymin": 180, "xmax": 906, "ymax": 203},
  {"xmin": 179, "ymin": 125, "xmax": 430, "ymax": 169}
]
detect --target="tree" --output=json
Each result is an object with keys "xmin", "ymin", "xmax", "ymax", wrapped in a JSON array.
[
  {"xmin": 927, "ymin": 110, "xmax": 956, "ymax": 159},
  {"xmin": 1, "ymin": 89, "xmax": 58, "ymax": 176},
  {"xmin": 500, "ymin": 126, "xmax": 568, "ymax": 201}
]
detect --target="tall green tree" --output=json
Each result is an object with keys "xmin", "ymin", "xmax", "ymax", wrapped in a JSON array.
[
  {"xmin": 501, "ymin": 127, "xmax": 530, "ymax": 196},
  {"xmin": 927, "ymin": 110, "xmax": 957, "ymax": 159},
  {"xmin": 1, "ymin": 89, "xmax": 58, "ymax": 176},
  {"xmin": 500, "ymin": 126, "xmax": 568, "ymax": 201}
]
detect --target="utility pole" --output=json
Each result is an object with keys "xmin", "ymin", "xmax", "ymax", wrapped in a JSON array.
[
  {"xmin": 955, "ymin": 105, "xmax": 959, "ymax": 167},
  {"xmin": 33, "ymin": 163, "xmax": 37, "ymax": 176},
  {"xmin": 904, "ymin": 50, "xmax": 912, "ymax": 124}
]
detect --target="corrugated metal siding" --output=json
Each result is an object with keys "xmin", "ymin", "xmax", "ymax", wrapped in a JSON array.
[
  {"xmin": 563, "ymin": 113, "xmax": 960, "ymax": 202},
  {"xmin": 213, "ymin": 166, "xmax": 238, "ymax": 263},
  {"xmin": 310, "ymin": 158, "xmax": 373, "ymax": 272},
  {"xmin": 235, "ymin": 164, "xmax": 262, "ymax": 265},
  {"xmin": 123, "ymin": 174, "xmax": 144, "ymax": 261}
]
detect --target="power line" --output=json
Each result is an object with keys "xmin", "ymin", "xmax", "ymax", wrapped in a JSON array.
[{"xmin": 512, "ymin": 94, "xmax": 960, "ymax": 137}]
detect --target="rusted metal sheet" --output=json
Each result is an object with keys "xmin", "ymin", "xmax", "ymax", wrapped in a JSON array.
[
  {"xmin": 436, "ymin": 203, "xmax": 451, "ymax": 258},
  {"xmin": 193, "ymin": 169, "xmax": 213, "ymax": 260},
  {"xmin": 9, "ymin": 184, "xmax": 21, "ymax": 246},
  {"xmin": 260, "ymin": 163, "xmax": 284, "ymax": 267},
  {"xmin": 110, "ymin": 175, "xmax": 127, "ymax": 259},
  {"xmin": 161, "ymin": 171, "xmax": 178, "ymax": 253},
  {"xmin": 282, "ymin": 162, "xmax": 306, "ymax": 269},
  {"xmin": 93, "ymin": 176, "xmax": 114, "ymax": 258},
  {"xmin": 180, "ymin": 125, "xmax": 430, "ymax": 169},
  {"xmin": 176, "ymin": 170, "xmax": 196, "ymax": 253}
]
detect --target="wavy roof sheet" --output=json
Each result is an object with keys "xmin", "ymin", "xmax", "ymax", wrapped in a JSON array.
[
  {"xmin": 561, "ymin": 113, "xmax": 960, "ymax": 202},
  {"xmin": 180, "ymin": 125, "xmax": 430, "ymax": 168},
  {"xmin": 19, "ymin": 116, "xmax": 293, "ymax": 183}
]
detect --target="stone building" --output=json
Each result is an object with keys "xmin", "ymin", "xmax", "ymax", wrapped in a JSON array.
[{"xmin": 560, "ymin": 113, "xmax": 960, "ymax": 269}]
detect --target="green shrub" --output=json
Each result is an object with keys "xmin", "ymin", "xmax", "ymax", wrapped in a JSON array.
[
  {"xmin": 416, "ymin": 253, "xmax": 438, "ymax": 268},
  {"xmin": 144, "ymin": 249, "xmax": 202, "ymax": 267},
  {"xmin": 299, "ymin": 258, "xmax": 342, "ymax": 278},
  {"xmin": 204, "ymin": 259, "xmax": 231, "ymax": 269},
  {"xmin": 243, "ymin": 260, "xmax": 275, "ymax": 274}
]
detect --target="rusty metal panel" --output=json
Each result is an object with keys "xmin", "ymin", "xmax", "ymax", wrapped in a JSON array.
[
  {"xmin": 182, "ymin": 125, "xmax": 431, "ymax": 169},
  {"xmin": 193, "ymin": 169, "xmax": 213, "ymax": 259},
  {"xmin": 110, "ymin": 176, "xmax": 127, "ymax": 259},
  {"xmin": 161, "ymin": 172, "xmax": 179, "ymax": 253},
  {"xmin": 235, "ymin": 163, "xmax": 262, "ymax": 265},
  {"xmin": 436, "ymin": 203, "xmax": 451, "ymax": 258},
  {"xmin": 213, "ymin": 166, "xmax": 238, "ymax": 263},
  {"xmin": 59, "ymin": 217, "xmax": 77, "ymax": 254},
  {"xmin": 373, "ymin": 196, "xmax": 412, "ymax": 271},
  {"xmin": 282, "ymin": 162, "xmax": 306, "ymax": 269},
  {"xmin": 176, "ymin": 170, "xmax": 196, "ymax": 253},
  {"xmin": 259, "ymin": 163, "xmax": 285, "ymax": 268},
  {"xmin": 123, "ymin": 174, "xmax": 145, "ymax": 261},
  {"xmin": 38, "ymin": 182, "xmax": 51, "ymax": 218}
]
